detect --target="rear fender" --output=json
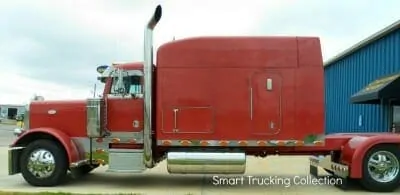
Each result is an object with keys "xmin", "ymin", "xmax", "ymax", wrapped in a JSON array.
[
  {"xmin": 341, "ymin": 134, "xmax": 400, "ymax": 178},
  {"xmin": 11, "ymin": 127, "xmax": 82, "ymax": 164}
]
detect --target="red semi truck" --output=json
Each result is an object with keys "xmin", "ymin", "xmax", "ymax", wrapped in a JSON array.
[{"xmin": 8, "ymin": 5, "xmax": 400, "ymax": 192}]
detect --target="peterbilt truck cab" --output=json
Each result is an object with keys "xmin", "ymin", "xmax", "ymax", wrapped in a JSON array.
[{"xmin": 14, "ymin": 62, "xmax": 146, "ymax": 138}]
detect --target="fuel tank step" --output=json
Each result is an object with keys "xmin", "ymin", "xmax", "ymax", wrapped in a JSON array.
[{"xmin": 106, "ymin": 148, "xmax": 146, "ymax": 173}]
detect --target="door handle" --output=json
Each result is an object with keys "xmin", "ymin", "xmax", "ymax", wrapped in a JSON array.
[
  {"xmin": 269, "ymin": 121, "xmax": 274, "ymax": 129},
  {"xmin": 173, "ymin": 108, "xmax": 179, "ymax": 132},
  {"xmin": 250, "ymin": 87, "xmax": 253, "ymax": 120}
]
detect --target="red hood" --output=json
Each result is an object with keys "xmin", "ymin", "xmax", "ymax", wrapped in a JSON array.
[{"xmin": 29, "ymin": 100, "xmax": 87, "ymax": 137}]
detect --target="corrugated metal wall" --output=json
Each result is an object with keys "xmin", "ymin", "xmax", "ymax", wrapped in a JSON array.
[{"xmin": 324, "ymin": 29, "xmax": 400, "ymax": 134}]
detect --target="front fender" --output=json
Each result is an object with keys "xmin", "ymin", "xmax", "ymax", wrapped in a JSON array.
[
  {"xmin": 11, "ymin": 127, "xmax": 81, "ymax": 164},
  {"xmin": 341, "ymin": 134, "xmax": 400, "ymax": 178}
]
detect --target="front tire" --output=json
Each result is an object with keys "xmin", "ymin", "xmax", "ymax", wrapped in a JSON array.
[
  {"xmin": 360, "ymin": 144, "xmax": 400, "ymax": 192},
  {"xmin": 20, "ymin": 139, "xmax": 68, "ymax": 186}
]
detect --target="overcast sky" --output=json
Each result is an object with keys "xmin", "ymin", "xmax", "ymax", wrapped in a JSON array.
[{"xmin": 0, "ymin": 0, "xmax": 399, "ymax": 105}]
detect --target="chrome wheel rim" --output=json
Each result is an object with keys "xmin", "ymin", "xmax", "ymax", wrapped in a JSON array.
[
  {"xmin": 367, "ymin": 151, "xmax": 399, "ymax": 183},
  {"xmin": 27, "ymin": 149, "xmax": 56, "ymax": 178}
]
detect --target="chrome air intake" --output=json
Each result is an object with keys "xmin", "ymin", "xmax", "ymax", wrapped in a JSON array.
[
  {"xmin": 167, "ymin": 152, "xmax": 246, "ymax": 174},
  {"xmin": 86, "ymin": 98, "xmax": 103, "ymax": 137},
  {"xmin": 143, "ymin": 5, "xmax": 162, "ymax": 168}
]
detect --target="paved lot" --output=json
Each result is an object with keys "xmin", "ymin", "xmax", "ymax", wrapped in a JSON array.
[
  {"xmin": 0, "ymin": 124, "xmax": 17, "ymax": 146},
  {"xmin": 0, "ymin": 125, "xmax": 398, "ymax": 194}
]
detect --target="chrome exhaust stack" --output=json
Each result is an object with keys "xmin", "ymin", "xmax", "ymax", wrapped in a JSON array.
[{"xmin": 143, "ymin": 5, "xmax": 162, "ymax": 168}]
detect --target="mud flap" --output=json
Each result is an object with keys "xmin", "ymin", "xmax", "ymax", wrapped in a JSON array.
[
  {"xmin": 8, "ymin": 147, "xmax": 24, "ymax": 175},
  {"xmin": 309, "ymin": 155, "xmax": 349, "ymax": 190}
]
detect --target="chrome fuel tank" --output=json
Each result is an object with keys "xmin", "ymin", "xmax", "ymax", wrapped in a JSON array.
[{"xmin": 167, "ymin": 152, "xmax": 246, "ymax": 174}]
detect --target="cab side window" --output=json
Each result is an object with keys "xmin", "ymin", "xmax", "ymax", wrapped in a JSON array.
[
  {"xmin": 127, "ymin": 76, "xmax": 142, "ymax": 94},
  {"xmin": 110, "ymin": 75, "xmax": 143, "ymax": 95}
]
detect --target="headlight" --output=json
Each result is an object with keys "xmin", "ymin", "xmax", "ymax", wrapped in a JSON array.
[{"xmin": 13, "ymin": 128, "xmax": 25, "ymax": 137}]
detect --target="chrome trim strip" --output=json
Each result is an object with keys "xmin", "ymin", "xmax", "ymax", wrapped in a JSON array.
[
  {"xmin": 250, "ymin": 87, "xmax": 253, "ymax": 120},
  {"xmin": 71, "ymin": 132, "xmax": 144, "ymax": 152},
  {"xmin": 157, "ymin": 140, "xmax": 324, "ymax": 147}
]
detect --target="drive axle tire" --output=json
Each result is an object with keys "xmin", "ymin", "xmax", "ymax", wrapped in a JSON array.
[
  {"xmin": 360, "ymin": 144, "xmax": 400, "ymax": 192},
  {"xmin": 20, "ymin": 139, "xmax": 68, "ymax": 186}
]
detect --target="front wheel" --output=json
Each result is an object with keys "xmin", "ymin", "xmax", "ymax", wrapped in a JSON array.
[
  {"xmin": 20, "ymin": 139, "xmax": 68, "ymax": 186},
  {"xmin": 360, "ymin": 144, "xmax": 400, "ymax": 192}
]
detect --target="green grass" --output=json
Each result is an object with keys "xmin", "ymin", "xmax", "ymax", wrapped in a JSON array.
[
  {"xmin": 0, "ymin": 192, "xmax": 142, "ymax": 195},
  {"xmin": 0, "ymin": 192, "xmax": 194, "ymax": 195}
]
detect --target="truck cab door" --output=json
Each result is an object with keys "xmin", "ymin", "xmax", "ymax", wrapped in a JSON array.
[{"xmin": 105, "ymin": 72, "xmax": 144, "ymax": 133}]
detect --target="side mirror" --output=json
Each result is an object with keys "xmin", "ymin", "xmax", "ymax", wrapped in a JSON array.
[{"xmin": 97, "ymin": 65, "xmax": 109, "ymax": 74}]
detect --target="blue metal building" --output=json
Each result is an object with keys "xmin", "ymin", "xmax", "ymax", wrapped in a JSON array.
[{"xmin": 324, "ymin": 20, "xmax": 400, "ymax": 134}]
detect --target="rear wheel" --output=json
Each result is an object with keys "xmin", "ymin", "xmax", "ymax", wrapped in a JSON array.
[
  {"xmin": 20, "ymin": 139, "xmax": 68, "ymax": 186},
  {"xmin": 360, "ymin": 144, "xmax": 400, "ymax": 192}
]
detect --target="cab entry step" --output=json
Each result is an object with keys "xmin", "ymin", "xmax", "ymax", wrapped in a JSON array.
[{"xmin": 107, "ymin": 149, "xmax": 146, "ymax": 173}]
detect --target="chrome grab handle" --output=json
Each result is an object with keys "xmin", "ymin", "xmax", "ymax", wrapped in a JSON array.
[
  {"xmin": 250, "ymin": 87, "xmax": 253, "ymax": 120},
  {"xmin": 173, "ymin": 108, "xmax": 179, "ymax": 132}
]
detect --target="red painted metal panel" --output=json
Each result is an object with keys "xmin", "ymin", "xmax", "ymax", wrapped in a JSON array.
[
  {"xmin": 30, "ymin": 100, "xmax": 87, "ymax": 137},
  {"xmin": 251, "ymin": 71, "xmax": 282, "ymax": 136},
  {"xmin": 155, "ymin": 37, "xmax": 324, "ymax": 141},
  {"xmin": 106, "ymin": 98, "xmax": 143, "ymax": 132},
  {"xmin": 295, "ymin": 37, "xmax": 325, "ymax": 139},
  {"xmin": 156, "ymin": 37, "xmax": 299, "ymax": 68},
  {"xmin": 162, "ymin": 106, "xmax": 214, "ymax": 134}
]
